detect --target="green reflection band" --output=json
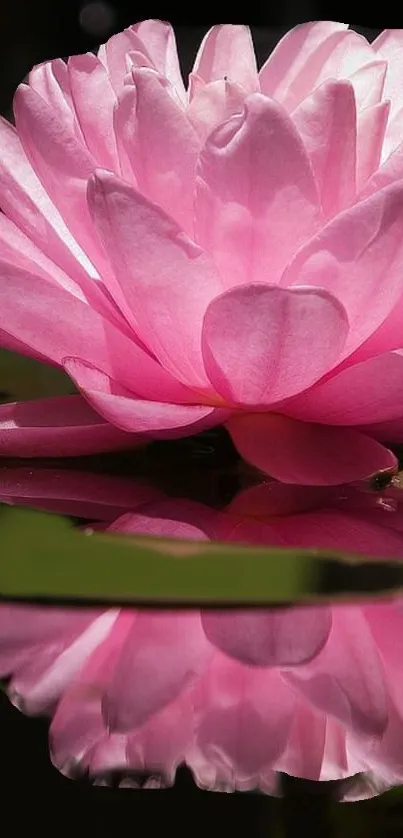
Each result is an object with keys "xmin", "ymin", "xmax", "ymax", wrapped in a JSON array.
[{"xmin": 0, "ymin": 507, "xmax": 402, "ymax": 608}]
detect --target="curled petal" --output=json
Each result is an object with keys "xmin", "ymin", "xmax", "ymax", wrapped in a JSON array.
[{"xmin": 64, "ymin": 358, "xmax": 227, "ymax": 436}]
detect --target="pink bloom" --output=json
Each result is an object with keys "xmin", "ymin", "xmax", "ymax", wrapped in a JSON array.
[
  {"xmin": 2, "ymin": 21, "xmax": 403, "ymax": 482},
  {"xmin": 2, "ymin": 466, "xmax": 403, "ymax": 798}
]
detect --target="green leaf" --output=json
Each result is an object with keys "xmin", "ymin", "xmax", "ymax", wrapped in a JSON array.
[
  {"xmin": 1, "ymin": 507, "xmax": 402, "ymax": 607},
  {"xmin": 0, "ymin": 349, "xmax": 75, "ymax": 401}
]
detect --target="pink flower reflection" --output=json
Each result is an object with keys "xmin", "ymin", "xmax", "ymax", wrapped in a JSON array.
[
  {"xmin": 1, "ymin": 467, "xmax": 403, "ymax": 798},
  {"xmin": 3, "ymin": 23, "xmax": 403, "ymax": 482}
]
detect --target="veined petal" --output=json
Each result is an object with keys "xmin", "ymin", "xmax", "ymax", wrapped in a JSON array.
[
  {"xmin": 132, "ymin": 19, "xmax": 186, "ymax": 101},
  {"xmin": 373, "ymin": 29, "xmax": 403, "ymax": 119},
  {"xmin": 0, "ymin": 116, "xmax": 98, "ymax": 280},
  {"xmin": 101, "ymin": 27, "xmax": 140, "ymax": 93},
  {"xmin": 201, "ymin": 284, "xmax": 348, "ymax": 405},
  {"xmin": 283, "ymin": 351, "xmax": 403, "ymax": 425},
  {"xmin": 187, "ymin": 78, "xmax": 246, "ymax": 143},
  {"xmin": 347, "ymin": 60, "xmax": 387, "ymax": 109},
  {"xmin": 195, "ymin": 94, "xmax": 320, "ymax": 288},
  {"xmin": 356, "ymin": 102, "xmax": 390, "ymax": 190},
  {"xmin": 68, "ymin": 53, "xmax": 119, "ymax": 171},
  {"xmin": 192, "ymin": 25, "xmax": 259, "ymax": 93},
  {"xmin": 28, "ymin": 59, "xmax": 78, "ymax": 136},
  {"xmin": 88, "ymin": 170, "xmax": 222, "ymax": 389},
  {"xmin": 281, "ymin": 181, "xmax": 403, "ymax": 360},
  {"xmin": 314, "ymin": 30, "xmax": 376, "ymax": 90},
  {"xmin": 119, "ymin": 68, "xmax": 200, "ymax": 234},
  {"xmin": 259, "ymin": 22, "xmax": 349, "ymax": 109},
  {"xmin": 293, "ymin": 80, "xmax": 356, "ymax": 217},
  {"xmin": 0, "ymin": 213, "xmax": 85, "ymax": 299},
  {"xmin": 13, "ymin": 84, "xmax": 109, "ymax": 276},
  {"xmin": 0, "ymin": 261, "xmax": 191, "ymax": 402}
]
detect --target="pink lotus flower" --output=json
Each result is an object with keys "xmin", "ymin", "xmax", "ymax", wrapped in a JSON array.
[
  {"xmin": 3, "ymin": 21, "xmax": 403, "ymax": 483},
  {"xmin": 2, "ymin": 466, "xmax": 403, "ymax": 799}
]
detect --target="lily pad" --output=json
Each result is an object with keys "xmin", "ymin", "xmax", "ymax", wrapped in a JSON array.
[{"xmin": 0, "ymin": 506, "xmax": 402, "ymax": 607}]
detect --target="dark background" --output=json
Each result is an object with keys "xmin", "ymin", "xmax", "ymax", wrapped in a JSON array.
[
  {"xmin": 0, "ymin": 3, "xmax": 399, "ymax": 836},
  {"xmin": 0, "ymin": 1, "xmax": 389, "ymax": 115},
  {"xmin": 0, "ymin": 690, "xmax": 280, "ymax": 837}
]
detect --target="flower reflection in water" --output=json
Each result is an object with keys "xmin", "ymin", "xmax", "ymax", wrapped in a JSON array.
[{"xmin": 1, "ymin": 462, "xmax": 403, "ymax": 800}]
